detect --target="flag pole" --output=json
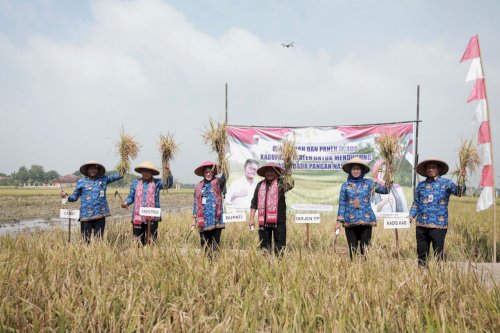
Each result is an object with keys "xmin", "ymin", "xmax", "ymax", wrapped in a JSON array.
[
  {"xmin": 413, "ymin": 85, "xmax": 420, "ymax": 195},
  {"xmin": 225, "ymin": 82, "xmax": 228, "ymax": 123},
  {"xmin": 477, "ymin": 35, "xmax": 497, "ymax": 262}
]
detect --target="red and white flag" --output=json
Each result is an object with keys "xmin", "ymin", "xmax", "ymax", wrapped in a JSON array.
[
  {"xmin": 460, "ymin": 35, "xmax": 480, "ymax": 63},
  {"xmin": 473, "ymin": 101, "xmax": 487, "ymax": 124},
  {"xmin": 461, "ymin": 35, "xmax": 495, "ymax": 211},
  {"xmin": 466, "ymin": 58, "xmax": 483, "ymax": 82},
  {"xmin": 467, "ymin": 78, "xmax": 486, "ymax": 103}
]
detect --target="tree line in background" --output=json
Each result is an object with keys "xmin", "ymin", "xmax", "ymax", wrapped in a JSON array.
[
  {"xmin": 0, "ymin": 165, "xmax": 60, "ymax": 186},
  {"xmin": 0, "ymin": 165, "xmax": 187, "ymax": 188}
]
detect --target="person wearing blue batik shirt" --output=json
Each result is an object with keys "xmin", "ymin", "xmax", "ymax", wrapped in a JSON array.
[
  {"xmin": 192, "ymin": 161, "xmax": 227, "ymax": 256},
  {"xmin": 121, "ymin": 161, "xmax": 173, "ymax": 246},
  {"xmin": 61, "ymin": 160, "xmax": 122, "ymax": 243},
  {"xmin": 335, "ymin": 157, "xmax": 390, "ymax": 259},
  {"xmin": 410, "ymin": 158, "xmax": 465, "ymax": 266}
]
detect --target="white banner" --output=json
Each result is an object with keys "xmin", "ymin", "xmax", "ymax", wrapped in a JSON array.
[
  {"xmin": 295, "ymin": 214, "xmax": 321, "ymax": 224},
  {"xmin": 60, "ymin": 209, "xmax": 80, "ymax": 219},
  {"xmin": 139, "ymin": 207, "xmax": 162, "ymax": 217},
  {"xmin": 226, "ymin": 124, "xmax": 414, "ymax": 213}
]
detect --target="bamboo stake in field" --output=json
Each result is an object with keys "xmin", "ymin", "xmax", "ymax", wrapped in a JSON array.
[
  {"xmin": 116, "ymin": 129, "xmax": 140, "ymax": 176},
  {"xmin": 159, "ymin": 133, "xmax": 179, "ymax": 191},
  {"xmin": 68, "ymin": 216, "xmax": 72, "ymax": 244},
  {"xmin": 147, "ymin": 219, "xmax": 151, "ymax": 245}
]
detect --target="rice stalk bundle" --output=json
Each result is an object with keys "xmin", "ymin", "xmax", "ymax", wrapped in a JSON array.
[
  {"xmin": 159, "ymin": 133, "xmax": 180, "ymax": 188},
  {"xmin": 202, "ymin": 118, "xmax": 229, "ymax": 176},
  {"xmin": 116, "ymin": 130, "xmax": 140, "ymax": 176},
  {"xmin": 277, "ymin": 136, "xmax": 298, "ymax": 187},
  {"xmin": 453, "ymin": 138, "xmax": 480, "ymax": 196},
  {"xmin": 375, "ymin": 132, "xmax": 401, "ymax": 187}
]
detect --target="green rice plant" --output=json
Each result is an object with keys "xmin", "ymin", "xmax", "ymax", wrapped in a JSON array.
[
  {"xmin": 375, "ymin": 132, "xmax": 401, "ymax": 187},
  {"xmin": 452, "ymin": 138, "xmax": 481, "ymax": 196},
  {"xmin": 202, "ymin": 118, "xmax": 229, "ymax": 176},
  {"xmin": 0, "ymin": 193, "xmax": 499, "ymax": 332},
  {"xmin": 116, "ymin": 129, "xmax": 140, "ymax": 176},
  {"xmin": 277, "ymin": 136, "xmax": 299, "ymax": 188},
  {"xmin": 158, "ymin": 133, "xmax": 180, "ymax": 188}
]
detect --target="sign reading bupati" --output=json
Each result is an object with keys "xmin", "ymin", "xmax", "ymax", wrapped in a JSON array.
[
  {"xmin": 60, "ymin": 209, "xmax": 80, "ymax": 219},
  {"xmin": 223, "ymin": 213, "xmax": 247, "ymax": 223},
  {"xmin": 225, "ymin": 124, "xmax": 414, "ymax": 213},
  {"xmin": 139, "ymin": 207, "xmax": 162, "ymax": 218}
]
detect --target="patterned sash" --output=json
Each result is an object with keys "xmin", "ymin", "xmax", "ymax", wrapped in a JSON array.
[
  {"xmin": 133, "ymin": 180, "xmax": 156, "ymax": 225},
  {"xmin": 257, "ymin": 179, "xmax": 278, "ymax": 226}
]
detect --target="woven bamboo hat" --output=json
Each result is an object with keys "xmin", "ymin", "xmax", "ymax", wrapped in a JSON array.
[
  {"xmin": 194, "ymin": 161, "xmax": 219, "ymax": 177},
  {"xmin": 80, "ymin": 160, "xmax": 106, "ymax": 177},
  {"xmin": 416, "ymin": 157, "xmax": 449, "ymax": 177},
  {"xmin": 342, "ymin": 157, "xmax": 370, "ymax": 174},
  {"xmin": 257, "ymin": 162, "xmax": 284, "ymax": 177},
  {"xmin": 134, "ymin": 161, "xmax": 160, "ymax": 176}
]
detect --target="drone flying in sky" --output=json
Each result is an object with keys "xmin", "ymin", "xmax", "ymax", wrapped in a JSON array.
[{"xmin": 281, "ymin": 42, "xmax": 294, "ymax": 48}]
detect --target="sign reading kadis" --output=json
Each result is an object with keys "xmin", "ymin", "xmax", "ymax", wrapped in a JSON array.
[
  {"xmin": 60, "ymin": 209, "xmax": 80, "ymax": 219},
  {"xmin": 383, "ymin": 213, "xmax": 411, "ymax": 229}
]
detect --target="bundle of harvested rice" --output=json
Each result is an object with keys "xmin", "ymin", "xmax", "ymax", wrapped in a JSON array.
[
  {"xmin": 375, "ymin": 132, "xmax": 401, "ymax": 187},
  {"xmin": 159, "ymin": 133, "xmax": 180, "ymax": 188},
  {"xmin": 453, "ymin": 138, "xmax": 480, "ymax": 196},
  {"xmin": 116, "ymin": 130, "xmax": 140, "ymax": 176},
  {"xmin": 277, "ymin": 136, "xmax": 298, "ymax": 187},
  {"xmin": 203, "ymin": 118, "xmax": 229, "ymax": 176}
]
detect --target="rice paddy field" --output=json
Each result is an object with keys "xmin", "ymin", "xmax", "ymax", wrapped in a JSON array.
[{"xmin": 0, "ymin": 187, "xmax": 499, "ymax": 332}]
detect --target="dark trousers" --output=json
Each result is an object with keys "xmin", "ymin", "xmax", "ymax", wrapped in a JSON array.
[
  {"xmin": 416, "ymin": 226, "xmax": 447, "ymax": 266},
  {"xmin": 133, "ymin": 221, "xmax": 159, "ymax": 246},
  {"xmin": 345, "ymin": 225, "xmax": 372, "ymax": 259},
  {"xmin": 200, "ymin": 228, "xmax": 222, "ymax": 253},
  {"xmin": 80, "ymin": 218, "xmax": 105, "ymax": 243},
  {"xmin": 258, "ymin": 223, "xmax": 287, "ymax": 256}
]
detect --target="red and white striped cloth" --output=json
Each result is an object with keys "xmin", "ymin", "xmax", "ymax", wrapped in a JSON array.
[{"xmin": 460, "ymin": 35, "xmax": 494, "ymax": 211}]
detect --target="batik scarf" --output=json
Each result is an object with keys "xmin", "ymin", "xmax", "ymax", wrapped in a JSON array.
[
  {"xmin": 194, "ymin": 178, "xmax": 221, "ymax": 228},
  {"xmin": 257, "ymin": 179, "xmax": 279, "ymax": 226},
  {"xmin": 133, "ymin": 180, "xmax": 156, "ymax": 225}
]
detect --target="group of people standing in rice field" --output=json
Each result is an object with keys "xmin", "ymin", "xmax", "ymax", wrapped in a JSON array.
[{"xmin": 60, "ymin": 155, "xmax": 465, "ymax": 266}]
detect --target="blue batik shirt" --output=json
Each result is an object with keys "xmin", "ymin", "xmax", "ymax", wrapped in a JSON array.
[
  {"xmin": 193, "ymin": 174, "xmax": 226, "ymax": 232},
  {"xmin": 68, "ymin": 174, "xmax": 122, "ymax": 222},
  {"xmin": 125, "ymin": 176, "xmax": 173, "ymax": 222},
  {"xmin": 337, "ymin": 178, "xmax": 389, "ymax": 227},
  {"xmin": 410, "ymin": 177, "xmax": 464, "ymax": 229}
]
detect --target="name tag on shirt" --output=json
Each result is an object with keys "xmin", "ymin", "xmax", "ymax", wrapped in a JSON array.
[
  {"xmin": 428, "ymin": 194, "xmax": 433, "ymax": 203},
  {"xmin": 202, "ymin": 197, "xmax": 207, "ymax": 205},
  {"xmin": 99, "ymin": 190, "xmax": 105, "ymax": 198}
]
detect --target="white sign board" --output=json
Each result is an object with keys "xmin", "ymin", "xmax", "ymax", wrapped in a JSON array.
[
  {"xmin": 383, "ymin": 214, "xmax": 410, "ymax": 229},
  {"xmin": 223, "ymin": 212, "xmax": 247, "ymax": 223},
  {"xmin": 139, "ymin": 207, "xmax": 162, "ymax": 218},
  {"xmin": 60, "ymin": 209, "xmax": 80, "ymax": 219},
  {"xmin": 295, "ymin": 214, "xmax": 321, "ymax": 224}
]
